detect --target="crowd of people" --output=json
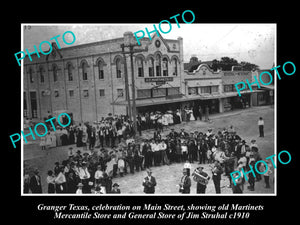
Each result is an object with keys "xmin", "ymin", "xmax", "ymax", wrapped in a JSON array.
[
  {"xmin": 24, "ymin": 113, "xmax": 271, "ymax": 194},
  {"xmin": 38, "ymin": 107, "xmax": 207, "ymax": 150}
]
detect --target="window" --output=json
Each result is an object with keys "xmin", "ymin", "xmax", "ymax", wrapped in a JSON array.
[
  {"xmin": 117, "ymin": 89, "xmax": 124, "ymax": 97},
  {"xmin": 200, "ymin": 86, "xmax": 211, "ymax": 94},
  {"xmin": 137, "ymin": 57, "xmax": 144, "ymax": 77},
  {"xmin": 83, "ymin": 90, "xmax": 89, "ymax": 98},
  {"xmin": 67, "ymin": 64, "xmax": 73, "ymax": 81},
  {"xmin": 224, "ymin": 84, "xmax": 234, "ymax": 92},
  {"xmin": 152, "ymin": 88, "xmax": 166, "ymax": 97},
  {"xmin": 69, "ymin": 90, "xmax": 74, "ymax": 97},
  {"xmin": 98, "ymin": 61, "xmax": 104, "ymax": 79},
  {"xmin": 148, "ymin": 57, "xmax": 154, "ymax": 77},
  {"xmin": 116, "ymin": 58, "xmax": 122, "ymax": 78},
  {"xmin": 82, "ymin": 62, "xmax": 88, "ymax": 80},
  {"xmin": 24, "ymin": 92, "xmax": 27, "ymax": 117},
  {"xmin": 167, "ymin": 87, "xmax": 180, "ymax": 96},
  {"xmin": 99, "ymin": 89, "xmax": 105, "ymax": 97},
  {"xmin": 54, "ymin": 90, "xmax": 59, "ymax": 97},
  {"xmin": 53, "ymin": 65, "xmax": 58, "ymax": 82},
  {"xmin": 211, "ymin": 85, "xmax": 219, "ymax": 93},
  {"xmin": 29, "ymin": 68, "xmax": 34, "ymax": 83},
  {"xmin": 188, "ymin": 87, "xmax": 198, "ymax": 95},
  {"xmin": 39, "ymin": 67, "xmax": 44, "ymax": 83},
  {"xmin": 137, "ymin": 89, "xmax": 151, "ymax": 99},
  {"xmin": 172, "ymin": 58, "xmax": 178, "ymax": 76},
  {"xmin": 155, "ymin": 54, "xmax": 161, "ymax": 76},
  {"xmin": 162, "ymin": 58, "xmax": 168, "ymax": 76}
]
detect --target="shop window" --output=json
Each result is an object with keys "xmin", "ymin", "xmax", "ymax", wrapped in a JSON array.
[
  {"xmin": 188, "ymin": 87, "xmax": 198, "ymax": 95},
  {"xmin": 152, "ymin": 88, "xmax": 166, "ymax": 97},
  {"xmin": 211, "ymin": 85, "xmax": 219, "ymax": 93},
  {"xmin": 167, "ymin": 87, "xmax": 180, "ymax": 96},
  {"xmin": 200, "ymin": 86, "xmax": 211, "ymax": 94},
  {"xmin": 137, "ymin": 89, "xmax": 151, "ymax": 99}
]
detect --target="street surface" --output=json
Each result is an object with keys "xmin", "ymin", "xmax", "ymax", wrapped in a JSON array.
[{"xmin": 24, "ymin": 105, "xmax": 275, "ymax": 194}]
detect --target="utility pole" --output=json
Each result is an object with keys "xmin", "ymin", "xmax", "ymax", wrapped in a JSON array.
[
  {"xmin": 129, "ymin": 45, "xmax": 137, "ymax": 136},
  {"xmin": 120, "ymin": 43, "xmax": 132, "ymax": 121}
]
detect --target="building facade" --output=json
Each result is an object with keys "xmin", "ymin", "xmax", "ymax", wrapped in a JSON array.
[
  {"xmin": 23, "ymin": 30, "xmax": 273, "ymax": 124},
  {"xmin": 23, "ymin": 31, "xmax": 184, "ymax": 123}
]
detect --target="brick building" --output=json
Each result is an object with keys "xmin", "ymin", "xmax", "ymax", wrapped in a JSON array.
[
  {"xmin": 23, "ymin": 30, "xmax": 273, "ymax": 124},
  {"xmin": 23, "ymin": 31, "xmax": 184, "ymax": 123}
]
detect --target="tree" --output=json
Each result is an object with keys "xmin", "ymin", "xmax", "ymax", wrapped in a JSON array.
[{"xmin": 211, "ymin": 57, "xmax": 259, "ymax": 71}]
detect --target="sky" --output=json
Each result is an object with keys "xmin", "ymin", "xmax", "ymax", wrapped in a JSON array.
[{"xmin": 23, "ymin": 23, "xmax": 275, "ymax": 69}]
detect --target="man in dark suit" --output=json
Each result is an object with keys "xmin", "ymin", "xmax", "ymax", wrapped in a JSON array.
[
  {"xmin": 179, "ymin": 168, "xmax": 191, "ymax": 194},
  {"xmin": 212, "ymin": 160, "xmax": 223, "ymax": 194},
  {"xmin": 142, "ymin": 169, "xmax": 157, "ymax": 194},
  {"xmin": 29, "ymin": 169, "xmax": 42, "ymax": 193}
]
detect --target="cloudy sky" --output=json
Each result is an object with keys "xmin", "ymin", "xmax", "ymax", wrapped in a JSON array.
[{"xmin": 23, "ymin": 23, "xmax": 275, "ymax": 69}]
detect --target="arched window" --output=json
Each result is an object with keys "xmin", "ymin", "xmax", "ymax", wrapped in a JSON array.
[
  {"xmin": 137, "ymin": 57, "xmax": 144, "ymax": 77},
  {"xmin": 162, "ymin": 58, "xmax": 168, "ymax": 76},
  {"xmin": 39, "ymin": 66, "xmax": 44, "ymax": 83},
  {"xmin": 148, "ymin": 57, "xmax": 154, "ymax": 77},
  {"xmin": 29, "ymin": 67, "xmax": 34, "ymax": 83},
  {"xmin": 82, "ymin": 61, "xmax": 88, "ymax": 80},
  {"xmin": 173, "ymin": 58, "xmax": 178, "ymax": 76},
  {"xmin": 53, "ymin": 65, "xmax": 58, "ymax": 82},
  {"xmin": 98, "ymin": 60, "xmax": 104, "ymax": 79},
  {"xmin": 67, "ymin": 63, "xmax": 73, "ymax": 81},
  {"xmin": 116, "ymin": 58, "xmax": 122, "ymax": 78},
  {"xmin": 155, "ymin": 54, "xmax": 161, "ymax": 77}
]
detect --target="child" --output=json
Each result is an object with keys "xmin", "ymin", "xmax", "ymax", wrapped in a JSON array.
[
  {"xmin": 111, "ymin": 183, "xmax": 121, "ymax": 194},
  {"xmin": 40, "ymin": 136, "xmax": 46, "ymax": 150},
  {"xmin": 260, "ymin": 161, "xmax": 272, "ymax": 188}
]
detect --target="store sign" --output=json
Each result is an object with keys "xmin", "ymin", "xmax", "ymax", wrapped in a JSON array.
[{"xmin": 145, "ymin": 77, "xmax": 174, "ymax": 83}]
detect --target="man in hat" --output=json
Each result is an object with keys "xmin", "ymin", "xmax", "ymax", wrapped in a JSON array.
[
  {"xmin": 192, "ymin": 166, "xmax": 210, "ymax": 194},
  {"xmin": 142, "ymin": 169, "xmax": 157, "ymax": 194},
  {"xmin": 29, "ymin": 168, "xmax": 42, "ymax": 193},
  {"xmin": 111, "ymin": 183, "xmax": 121, "ymax": 194},
  {"xmin": 168, "ymin": 128, "xmax": 178, "ymax": 139},
  {"xmin": 179, "ymin": 168, "xmax": 191, "ymax": 194},
  {"xmin": 212, "ymin": 160, "xmax": 223, "ymax": 194},
  {"xmin": 78, "ymin": 161, "xmax": 91, "ymax": 193}
]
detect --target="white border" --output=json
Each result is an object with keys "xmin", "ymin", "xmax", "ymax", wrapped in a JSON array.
[{"xmin": 21, "ymin": 23, "xmax": 277, "ymax": 196}]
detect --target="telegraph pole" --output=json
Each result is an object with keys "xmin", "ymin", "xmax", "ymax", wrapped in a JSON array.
[{"xmin": 120, "ymin": 43, "xmax": 132, "ymax": 121}]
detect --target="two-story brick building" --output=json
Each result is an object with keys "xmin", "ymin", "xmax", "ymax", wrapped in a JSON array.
[{"xmin": 23, "ymin": 31, "xmax": 184, "ymax": 123}]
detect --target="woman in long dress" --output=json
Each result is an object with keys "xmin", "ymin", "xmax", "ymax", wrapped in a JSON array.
[{"xmin": 189, "ymin": 108, "xmax": 195, "ymax": 121}]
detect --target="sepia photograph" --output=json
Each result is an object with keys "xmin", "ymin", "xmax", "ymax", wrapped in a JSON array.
[{"xmin": 21, "ymin": 23, "xmax": 276, "ymax": 195}]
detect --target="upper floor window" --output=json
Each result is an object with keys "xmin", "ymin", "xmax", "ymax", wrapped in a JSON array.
[
  {"xmin": 53, "ymin": 65, "xmax": 58, "ymax": 82},
  {"xmin": 98, "ymin": 61, "xmax": 104, "ymax": 80},
  {"xmin": 82, "ymin": 62, "xmax": 88, "ymax": 80},
  {"xmin": 67, "ymin": 63, "xmax": 73, "ymax": 81}
]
